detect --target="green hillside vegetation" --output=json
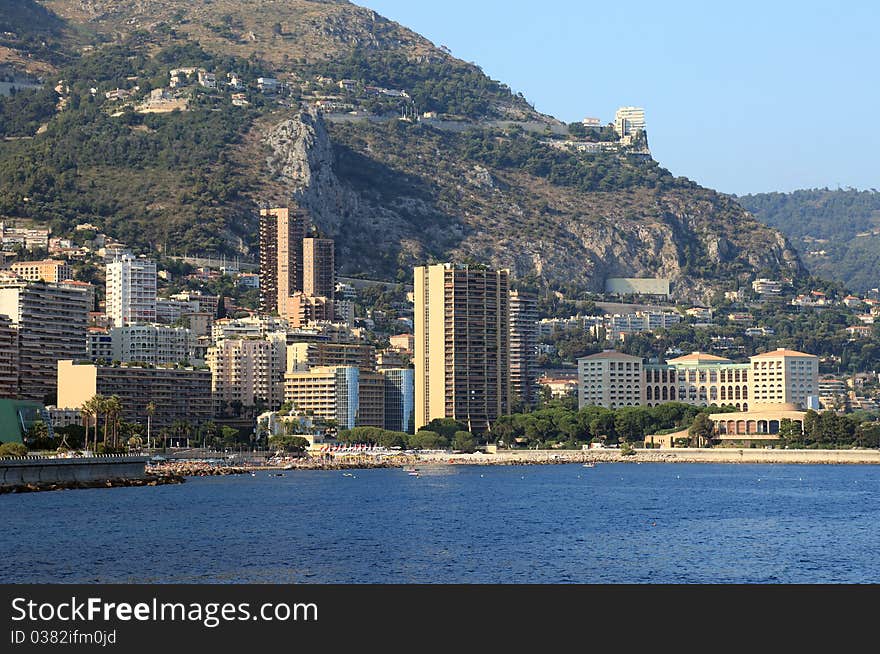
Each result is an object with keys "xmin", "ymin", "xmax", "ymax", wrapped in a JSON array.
[
  {"xmin": 309, "ymin": 47, "xmax": 530, "ymax": 118},
  {"xmin": 0, "ymin": 42, "xmax": 264, "ymax": 253},
  {"xmin": 737, "ymin": 189, "xmax": 880, "ymax": 293}
]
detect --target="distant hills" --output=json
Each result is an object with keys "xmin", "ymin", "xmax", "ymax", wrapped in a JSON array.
[
  {"xmin": 0, "ymin": 0, "xmax": 805, "ymax": 302},
  {"xmin": 736, "ymin": 189, "xmax": 880, "ymax": 293}
]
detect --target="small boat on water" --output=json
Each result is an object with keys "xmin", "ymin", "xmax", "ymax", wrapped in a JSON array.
[
  {"xmin": 407, "ymin": 471, "xmax": 420, "ymax": 476},
  {"xmin": 343, "ymin": 472, "xmax": 355, "ymax": 477},
  {"xmin": 269, "ymin": 472, "xmax": 285, "ymax": 477},
  {"xmin": 582, "ymin": 463, "xmax": 596, "ymax": 468}
]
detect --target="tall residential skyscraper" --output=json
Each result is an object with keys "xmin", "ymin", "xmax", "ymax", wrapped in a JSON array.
[
  {"xmin": 509, "ymin": 290, "xmax": 538, "ymax": 408},
  {"xmin": 259, "ymin": 207, "xmax": 308, "ymax": 314},
  {"xmin": 302, "ymin": 237, "xmax": 335, "ymax": 301},
  {"xmin": 106, "ymin": 254, "xmax": 157, "ymax": 327},
  {"xmin": 0, "ymin": 279, "xmax": 90, "ymax": 401},
  {"xmin": 414, "ymin": 263, "xmax": 510, "ymax": 436}
]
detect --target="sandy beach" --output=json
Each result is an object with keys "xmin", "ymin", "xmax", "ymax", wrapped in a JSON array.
[{"xmin": 412, "ymin": 448, "xmax": 880, "ymax": 466}]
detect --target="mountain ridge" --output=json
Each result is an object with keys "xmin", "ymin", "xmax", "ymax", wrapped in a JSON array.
[{"xmin": 0, "ymin": 0, "xmax": 804, "ymax": 302}]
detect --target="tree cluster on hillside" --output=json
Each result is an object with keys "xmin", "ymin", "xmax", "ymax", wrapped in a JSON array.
[
  {"xmin": 0, "ymin": 87, "xmax": 59, "ymax": 137},
  {"xmin": 737, "ymin": 189, "xmax": 880, "ymax": 292},
  {"xmin": 0, "ymin": 42, "xmax": 259, "ymax": 255},
  {"xmin": 308, "ymin": 48, "xmax": 528, "ymax": 118}
]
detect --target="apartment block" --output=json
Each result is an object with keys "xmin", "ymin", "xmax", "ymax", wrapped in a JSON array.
[
  {"xmin": 284, "ymin": 366, "xmax": 386, "ymax": 430},
  {"xmin": 10, "ymin": 259, "xmax": 72, "ymax": 283},
  {"xmin": 212, "ymin": 316, "xmax": 290, "ymax": 344},
  {"xmin": 87, "ymin": 327, "xmax": 113, "ymax": 362},
  {"xmin": 389, "ymin": 333, "xmax": 414, "ymax": 353},
  {"xmin": 57, "ymin": 360, "xmax": 212, "ymax": 429},
  {"xmin": 282, "ymin": 292, "xmax": 333, "ymax": 328},
  {"xmin": 110, "ymin": 324, "xmax": 195, "ymax": 365},
  {"xmin": 106, "ymin": 255, "xmax": 157, "ymax": 327},
  {"xmin": 208, "ymin": 334, "xmax": 288, "ymax": 415},
  {"xmin": 286, "ymin": 341, "xmax": 376, "ymax": 372},
  {"xmin": 613, "ymin": 106, "xmax": 646, "ymax": 137},
  {"xmin": 0, "ymin": 315, "xmax": 18, "ymax": 398},
  {"xmin": 383, "ymin": 368, "xmax": 414, "ymax": 433},
  {"xmin": 509, "ymin": 290, "xmax": 538, "ymax": 408},
  {"xmin": 259, "ymin": 207, "xmax": 308, "ymax": 314},
  {"xmin": 414, "ymin": 263, "xmax": 510, "ymax": 435},
  {"xmin": 302, "ymin": 238, "xmax": 335, "ymax": 300},
  {"xmin": 0, "ymin": 279, "xmax": 90, "ymax": 401}
]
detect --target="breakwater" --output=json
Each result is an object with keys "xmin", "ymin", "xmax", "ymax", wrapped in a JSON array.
[{"xmin": 0, "ymin": 455, "xmax": 185, "ymax": 493}]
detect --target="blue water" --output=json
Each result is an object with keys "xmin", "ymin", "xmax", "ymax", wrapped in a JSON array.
[{"xmin": 2, "ymin": 463, "xmax": 879, "ymax": 583}]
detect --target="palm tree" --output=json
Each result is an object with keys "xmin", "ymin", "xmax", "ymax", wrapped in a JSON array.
[
  {"xmin": 146, "ymin": 402, "xmax": 156, "ymax": 449},
  {"xmin": 82, "ymin": 395, "xmax": 104, "ymax": 453},
  {"xmin": 104, "ymin": 396, "xmax": 122, "ymax": 449}
]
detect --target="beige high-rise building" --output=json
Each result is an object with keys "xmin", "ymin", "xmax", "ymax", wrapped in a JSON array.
[
  {"xmin": 208, "ymin": 334, "xmax": 288, "ymax": 415},
  {"xmin": 57, "ymin": 360, "xmax": 212, "ymax": 429},
  {"xmin": 10, "ymin": 259, "xmax": 72, "ymax": 283},
  {"xmin": 0, "ymin": 279, "xmax": 90, "ymax": 401},
  {"xmin": 414, "ymin": 263, "xmax": 510, "ymax": 436},
  {"xmin": 302, "ymin": 238, "xmax": 335, "ymax": 301},
  {"xmin": 259, "ymin": 207, "xmax": 308, "ymax": 314}
]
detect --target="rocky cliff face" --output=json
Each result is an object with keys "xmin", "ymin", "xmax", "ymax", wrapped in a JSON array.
[{"xmin": 260, "ymin": 111, "xmax": 802, "ymax": 302}]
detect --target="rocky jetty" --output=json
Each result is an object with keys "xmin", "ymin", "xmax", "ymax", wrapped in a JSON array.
[
  {"xmin": 0, "ymin": 473, "xmax": 184, "ymax": 494},
  {"xmin": 148, "ymin": 461, "xmax": 251, "ymax": 477}
]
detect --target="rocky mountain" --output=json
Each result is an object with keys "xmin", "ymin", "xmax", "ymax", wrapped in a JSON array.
[{"xmin": 0, "ymin": 0, "xmax": 804, "ymax": 302}]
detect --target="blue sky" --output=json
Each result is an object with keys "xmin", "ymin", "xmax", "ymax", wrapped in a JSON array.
[{"xmin": 358, "ymin": 0, "xmax": 879, "ymax": 196}]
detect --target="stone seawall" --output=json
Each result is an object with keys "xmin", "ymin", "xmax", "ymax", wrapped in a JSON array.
[{"xmin": 0, "ymin": 456, "xmax": 150, "ymax": 488}]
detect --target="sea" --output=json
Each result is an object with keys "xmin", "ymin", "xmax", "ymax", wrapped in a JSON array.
[{"xmin": 2, "ymin": 463, "xmax": 878, "ymax": 584}]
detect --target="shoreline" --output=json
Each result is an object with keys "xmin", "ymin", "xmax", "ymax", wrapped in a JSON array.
[
  {"xmin": 411, "ymin": 448, "xmax": 880, "ymax": 466},
  {"xmin": 6, "ymin": 449, "xmax": 878, "ymax": 493}
]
